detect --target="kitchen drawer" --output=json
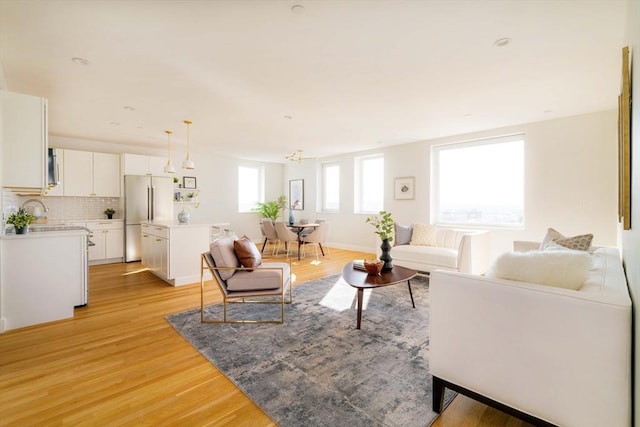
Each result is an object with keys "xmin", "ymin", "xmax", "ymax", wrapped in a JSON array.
[
  {"xmin": 86, "ymin": 220, "xmax": 123, "ymax": 231},
  {"xmin": 141, "ymin": 224, "xmax": 169, "ymax": 239}
]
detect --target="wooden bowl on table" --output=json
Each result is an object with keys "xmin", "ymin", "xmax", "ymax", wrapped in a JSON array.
[{"xmin": 363, "ymin": 259, "xmax": 384, "ymax": 276}]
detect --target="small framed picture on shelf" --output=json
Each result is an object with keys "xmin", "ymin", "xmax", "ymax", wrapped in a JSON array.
[{"xmin": 183, "ymin": 176, "xmax": 197, "ymax": 189}]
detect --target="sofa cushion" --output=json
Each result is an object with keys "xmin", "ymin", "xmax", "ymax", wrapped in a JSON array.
[
  {"xmin": 487, "ymin": 250, "xmax": 592, "ymax": 290},
  {"xmin": 540, "ymin": 228, "xmax": 593, "ymax": 251},
  {"xmin": 210, "ymin": 237, "xmax": 240, "ymax": 281},
  {"xmin": 234, "ymin": 235, "xmax": 262, "ymax": 271},
  {"xmin": 226, "ymin": 262, "xmax": 289, "ymax": 291},
  {"xmin": 394, "ymin": 223, "xmax": 413, "ymax": 245},
  {"xmin": 410, "ymin": 223, "xmax": 437, "ymax": 246},
  {"xmin": 392, "ymin": 244, "xmax": 458, "ymax": 269}
]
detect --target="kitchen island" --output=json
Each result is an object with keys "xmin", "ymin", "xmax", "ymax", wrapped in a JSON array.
[
  {"xmin": 141, "ymin": 221, "xmax": 229, "ymax": 286},
  {"xmin": 0, "ymin": 227, "xmax": 89, "ymax": 332}
]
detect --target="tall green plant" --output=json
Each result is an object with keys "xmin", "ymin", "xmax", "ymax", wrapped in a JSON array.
[{"xmin": 254, "ymin": 195, "xmax": 287, "ymax": 222}]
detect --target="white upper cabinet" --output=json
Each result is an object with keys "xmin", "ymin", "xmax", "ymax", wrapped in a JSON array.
[
  {"xmin": 64, "ymin": 150, "xmax": 120, "ymax": 197},
  {"xmin": 1, "ymin": 91, "xmax": 48, "ymax": 189},
  {"xmin": 122, "ymin": 153, "xmax": 170, "ymax": 176},
  {"xmin": 93, "ymin": 152, "xmax": 121, "ymax": 196}
]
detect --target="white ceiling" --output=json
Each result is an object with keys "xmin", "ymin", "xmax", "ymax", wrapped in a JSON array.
[{"xmin": 0, "ymin": 0, "xmax": 627, "ymax": 163}]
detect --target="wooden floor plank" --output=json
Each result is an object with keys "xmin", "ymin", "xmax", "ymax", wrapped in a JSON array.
[{"xmin": 0, "ymin": 245, "xmax": 526, "ymax": 426}]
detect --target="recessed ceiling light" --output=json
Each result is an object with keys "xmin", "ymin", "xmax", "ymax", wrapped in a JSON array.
[
  {"xmin": 291, "ymin": 4, "xmax": 305, "ymax": 14},
  {"xmin": 71, "ymin": 57, "xmax": 90, "ymax": 66},
  {"xmin": 124, "ymin": 106, "xmax": 135, "ymax": 111},
  {"xmin": 464, "ymin": 113, "xmax": 473, "ymax": 117},
  {"xmin": 284, "ymin": 115, "xmax": 293, "ymax": 119},
  {"xmin": 493, "ymin": 38, "xmax": 511, "ymax": 47},
  {"xmin": 110, "ymin": 122, "xmax": 120, "ymax": 126}
]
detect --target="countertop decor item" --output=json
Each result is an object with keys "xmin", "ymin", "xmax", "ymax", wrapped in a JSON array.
[
  {"xmin": 6, "ymin": 208, "xmax": 35, "ymax": 234},
  {"xmin": 177, "ymin": 207, "xmax": 191, "ymax": 224},
  {"xmin": 104, "ymin": 208, "xmax": 116, "ymax": 219},
  {"xmin": 363, "ymin": 259, "xmax": 384, "ymax": 275},
  {"xmin": 366, "ymin": 210, "xmax": 395, "ymax": 270}
]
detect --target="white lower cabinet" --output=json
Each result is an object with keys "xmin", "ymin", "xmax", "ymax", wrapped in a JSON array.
[
  {"xmin": 87, "ymin": 220, "xmax": 124, "ymax": 264},
  {"xmin": 141, "ymin": 224, "xmax": 169, "ymax": 278},
  {"xmin": 141, "ymin": 223, "xmax": 211, "ymax": 286},
  {"xmin": 1, "ymin": 232, "xmax": 87, "ymax": 332}
]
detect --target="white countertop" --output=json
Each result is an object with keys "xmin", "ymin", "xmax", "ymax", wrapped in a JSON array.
[
  {"xmin": 1, "ymin": 227, "xmax": 90, "ymax": 240},
  {"xmin": 143, "ymin": 220, "xmax": 226, "ymax": 229}
]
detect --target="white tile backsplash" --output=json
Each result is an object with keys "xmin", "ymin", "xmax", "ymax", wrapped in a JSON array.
[{"xmin": 2, "ymin": 189, "xmax": 123, "ymax": 223}]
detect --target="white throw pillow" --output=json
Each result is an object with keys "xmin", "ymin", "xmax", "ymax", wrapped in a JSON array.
[
  {"xmin": 487, "ymin": 250, "xmax": 592, "ymax": 290},
  {"xmin": 410, "ymin": 223, "xmax": 437, "ymax": 246}
]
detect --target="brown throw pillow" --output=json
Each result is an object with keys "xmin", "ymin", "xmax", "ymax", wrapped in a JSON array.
[{"xmin": 233, "ymin": 236, "xmax": 262, "ymax": 271}]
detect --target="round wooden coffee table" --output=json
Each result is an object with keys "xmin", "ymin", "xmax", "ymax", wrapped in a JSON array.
[{"xmin": 341, "ymin": 262, "xmax": 418, "ymax": 329}]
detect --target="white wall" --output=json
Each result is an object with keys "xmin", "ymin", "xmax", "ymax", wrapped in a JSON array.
[
  {"xmin": 286, "ymin": 110, "xmax": 618, "ymax": 260},
  {"xmin": 622, "ymin": 0, "xmax": 640, "ymax": 422}
]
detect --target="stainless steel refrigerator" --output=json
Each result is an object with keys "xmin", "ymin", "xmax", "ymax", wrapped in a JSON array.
[{"xmin": 124, "ymin": 175, "xmax": 174, "ymax": 262}]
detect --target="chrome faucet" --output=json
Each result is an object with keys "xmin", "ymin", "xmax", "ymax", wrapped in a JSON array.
[{"xmin": 21, "ymin": 199, "xmax": 49, "ymax": 213}]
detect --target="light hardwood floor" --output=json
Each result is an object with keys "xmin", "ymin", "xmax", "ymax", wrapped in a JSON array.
[{"xmin": 0, "ymin": 245, "xmax": 529, "ymax": 426}]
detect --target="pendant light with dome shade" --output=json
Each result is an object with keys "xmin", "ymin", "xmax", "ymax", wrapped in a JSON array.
[
  {"xmin": 163, "ymin": 130, "xmax": 176, "ymax": 173},
  {"xmin": 182, "ymin": 119, "xmax": 195, "ymax": 169}
]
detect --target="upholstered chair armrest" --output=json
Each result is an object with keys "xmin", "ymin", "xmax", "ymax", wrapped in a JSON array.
[
  {"xmin": 456, "ymin": 230, "xmax": 490, "ymax": 275},
  {"xmin": 430, "ymin": 269, "xmax": 631, "ymax": 427},
  {"xmin": 513, "ymin": 240, "xmax": 540, "ymax": 252}
]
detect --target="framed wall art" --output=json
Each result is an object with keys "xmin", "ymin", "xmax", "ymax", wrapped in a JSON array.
[
  {"xmin": 183, "ymin": 176, "xmax": 197, "ymax": 189},
  {"xmin": 618, "ymin": 46, "xmax": 631, "ymax": 230},
  {"xmin": 289, "ymin": 179, "xmax": 304, "ymax": 210},
  {"xmin": 394, "ymin": 177, "xmax": 415, "ymax": 200}
]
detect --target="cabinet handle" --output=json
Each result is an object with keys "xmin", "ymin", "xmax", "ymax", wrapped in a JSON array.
[
  {"xmin": 155, "ymin": 238, "xmax": 162, "ymax": 242},
  {"xmin": 142, "ymin": 234, "xmax": 149, "ymax": 237},
  {"xmin": 154, "ymin": 227, "xmax": 163, "ymax": 231}
]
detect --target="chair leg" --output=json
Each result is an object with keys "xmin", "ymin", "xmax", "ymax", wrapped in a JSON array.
[{"xmin": 261, "ymin": 238, "xmax": 268, "ymax": 253}]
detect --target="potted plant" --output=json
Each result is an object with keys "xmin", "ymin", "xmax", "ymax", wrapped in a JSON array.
[
  {"xmin": 365, "ymin": 210, "xmax": 395, "ymax": 270},
  {"xmin": 254, "ymin": 196, "xmax": 287, "ymax": 223},
  {"xmin": 104, "ymin": 208, "xmax": 116, "ymax": 219},
  {"xmin": 6, "ymin": 208, "xmax": 35, "ymax": 234}
]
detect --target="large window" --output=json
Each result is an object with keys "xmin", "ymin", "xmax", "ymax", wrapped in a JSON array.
[
  {"xmin": 355, "ymin": 154, "xmax": 384, "ymax": 214},
  {"xmin": 321, "ymin": 162, "xmax": 340, "ymax": 212},
  {"xmin": 432, "ymin": 135, "xmax": 524, "ymax": 227},
  {"xmin": 238, "ymin": 165, "xmax": 263, "ymax": 212}
]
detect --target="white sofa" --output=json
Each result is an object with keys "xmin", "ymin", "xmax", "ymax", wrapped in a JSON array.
[
  {"xmin": 430, "ymin": 243, "xmax": 632, "ymax": 427},
  {"xmin": 389, "ymin": 226, "xmax": 490, "ymax": 274}
]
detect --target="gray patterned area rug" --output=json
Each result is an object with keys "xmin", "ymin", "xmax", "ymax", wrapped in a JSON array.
[{"xmin": 166, "ymin": 274, "xmax": 455, "ymax": 427}]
